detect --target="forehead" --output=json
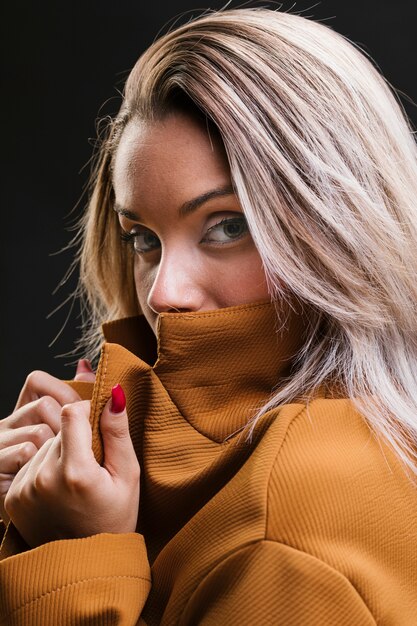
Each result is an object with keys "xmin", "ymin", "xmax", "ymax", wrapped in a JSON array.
[
  {"xmin": 114, "ymin": 113, "xmax": 227, "ymax": 172},
  {"xmin": 112, "ymin": 113, "xmax": 231, "ymax": 210}
]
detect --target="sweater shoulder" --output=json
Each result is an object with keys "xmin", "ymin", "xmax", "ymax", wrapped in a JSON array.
[
  {"xmin": 267, "ymin": 396, "xmax": 384, "ymax": 484},
  {"xmin": 264, "ymin": 396, "xmax": 416, "ymax": 545}
]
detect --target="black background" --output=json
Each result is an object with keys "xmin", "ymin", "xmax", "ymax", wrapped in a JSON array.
[{"xmin": 2, "ymin": 0, "xmax": 417, "ymax": 415}]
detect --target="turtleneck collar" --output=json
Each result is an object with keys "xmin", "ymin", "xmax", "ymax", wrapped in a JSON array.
[{"xmin": 102, "ymin": 299, "xmax": 313, "ymax": 441}]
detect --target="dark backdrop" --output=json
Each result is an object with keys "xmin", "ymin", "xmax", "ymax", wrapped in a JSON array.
[{"xmin": 2, "ymin": 0, "xmax": 417, "ymax": 415}]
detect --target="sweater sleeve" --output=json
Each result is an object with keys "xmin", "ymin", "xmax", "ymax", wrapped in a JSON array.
[
  {"xmin": 0, "ymin": 532, "xmax": 151, "ymax": 626},
  {"xmin": 179, "ymin": 540, "xmax": 376, "ymax": 626}
]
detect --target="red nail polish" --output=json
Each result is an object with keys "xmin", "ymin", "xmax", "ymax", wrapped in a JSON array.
[{"xmin": 111, "ymin": 384, "xmax": 126, "ymax": 413}]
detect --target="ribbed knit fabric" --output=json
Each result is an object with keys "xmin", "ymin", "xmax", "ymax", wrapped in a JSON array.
[{"xmin": 0, "ymin": 300, "xmax": 416, "ymax": 625}]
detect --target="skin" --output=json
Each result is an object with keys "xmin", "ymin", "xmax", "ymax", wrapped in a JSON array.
[
  {"xmin": 1, "ymin": 112, "xmax": 271, "ymax": 547},
  {"xmin": 112, "ymin": 112, "xmax": 270, "ymax": 334}
]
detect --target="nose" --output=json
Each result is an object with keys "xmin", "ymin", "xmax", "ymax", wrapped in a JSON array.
[{"xmin": 147, "ymin": 249, "xmax": 205, "ymax": 315}]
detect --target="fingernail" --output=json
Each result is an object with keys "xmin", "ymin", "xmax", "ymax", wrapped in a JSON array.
[
  {"xmin": 76, "ymin": 359, "xmax": 94, "ymax": 375},
  {"xmin": 111, "ymin": 384, "xmax": 126, "ymax": 414}
]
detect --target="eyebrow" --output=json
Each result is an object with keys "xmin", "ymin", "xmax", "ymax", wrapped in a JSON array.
[{"xmin": 113, "ymin": 184, "xmax": 235, "ymax": 221}]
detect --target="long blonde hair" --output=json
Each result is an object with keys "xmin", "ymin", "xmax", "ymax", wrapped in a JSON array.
[{"xmin": 77, "ymin": 8, "xmax": 417, "ymax": 477}]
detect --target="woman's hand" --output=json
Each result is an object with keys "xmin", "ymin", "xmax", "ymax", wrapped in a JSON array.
[
  {"xmin": 4, "ymin": 385, "xmax": 140, "ymax": 548},
  {"xmin": 0, "ymin": 360, "xmax": 96, "ymax": 524}
]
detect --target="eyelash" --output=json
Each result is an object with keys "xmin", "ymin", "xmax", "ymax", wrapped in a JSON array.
[
  {"xmin": 202, "ymin": 217, "xmax": 248, "ymax": 243},
  {"xmin": 120, "ymin": 216, "xmax": 248, "ymax": 254},
  {"xmin": 120, "ymin": 231, "xmax": 141, "ymax": 245}
]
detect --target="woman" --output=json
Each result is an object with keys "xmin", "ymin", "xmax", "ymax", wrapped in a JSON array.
[{"xmin": 1, "ymin": 7, "xmax": 417, "ymax": 624}]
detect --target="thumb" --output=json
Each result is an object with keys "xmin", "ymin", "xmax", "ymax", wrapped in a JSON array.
[
  {"xmin": 74, "ymin": 359, "xmax": 96, "ymax": 383},
  {"xmin": 100, "ymin": 384, "xmax": 138, "ymax": 478}
]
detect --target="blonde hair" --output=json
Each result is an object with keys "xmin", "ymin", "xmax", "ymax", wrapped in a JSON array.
[{"xmin": 77, "ymin": 8, "xmax": 417, "ymax": 478}]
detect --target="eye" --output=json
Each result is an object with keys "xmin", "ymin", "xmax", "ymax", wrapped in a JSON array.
[
  {"xmin": 120, "ymin": 227, "xmax": 161, "ymax": 254},
  {"xmin": 201, "ymin": 215, "xmax": 249, "ymax": 244}
]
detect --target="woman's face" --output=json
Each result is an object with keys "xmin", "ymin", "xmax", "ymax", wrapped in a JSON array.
[{"xmin": 112, "ymin": 111, "xmax": 270, "ymax": 335}]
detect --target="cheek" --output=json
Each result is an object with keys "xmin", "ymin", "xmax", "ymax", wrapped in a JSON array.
[
  {"xmin": 133, "ymin": 260, "xmax": 155, "ymax": 310},
  {"xmin": 236, "ymin": 261, "xmax": 269, "ymax": 299},
  {"xmin": 214, "ymin": 249, "xmax": 270, "ymax": 305}
]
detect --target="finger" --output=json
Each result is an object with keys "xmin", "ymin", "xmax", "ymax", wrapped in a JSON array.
[
  {"xmin": 10, "ymin": 436, "xmax": 57, "ymax": 490},
  {"xmin": 0, "ymin": 441, "xmax": 38, "ymax": 476},
  {"xmin": 0, "ymin": 423, "xmax": 55, "ymax": 451},
  {"xmin": 74, "ymin": 359, "xmax": 96, "ymax": 383},
  {"xmin": 101, "ymin": 385, "xmax": 139, "ymax": 480},
  {"xmin": 31, "ymin": 434, "xmax": 62, "ymax": 493},
  {"xmin": 15, "ymin": 371, "xmax": 81, "ymax": 410},
  {"xmin": 4, "ymin": 437, "xmax": 58, "ymax": 521},
  {"xmin": 60, "ymin": 401, "xmax": 95, "ymax": 468},
  {"xmin": 4, "ymin": 396, "xmax": 63, "ymax": 434}
]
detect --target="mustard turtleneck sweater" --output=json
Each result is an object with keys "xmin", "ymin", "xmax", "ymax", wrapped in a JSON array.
[{"xmin": 0, "ymin": 301, "xmax": 416, "ymax": 625}]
